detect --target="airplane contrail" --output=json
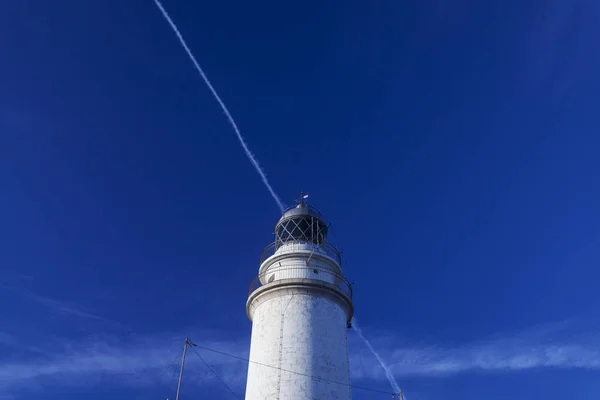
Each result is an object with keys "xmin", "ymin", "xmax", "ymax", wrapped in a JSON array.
[
  {"xmin": 153, "ymin": 0, "xmax": 285, "ymax": 212},
  {"xmin": 352, "ymin": 318, "xmax": 401, "ymax": 394}
]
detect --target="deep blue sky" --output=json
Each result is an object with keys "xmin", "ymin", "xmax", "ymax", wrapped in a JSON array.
[{"xmin": 1, "ymin": 0, "xmax": 600, "ymax": 399}]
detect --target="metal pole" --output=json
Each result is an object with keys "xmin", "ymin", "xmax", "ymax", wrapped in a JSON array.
[{"xmin": 175, "ymin": 333, "xmax": 189, "ymax": 400}]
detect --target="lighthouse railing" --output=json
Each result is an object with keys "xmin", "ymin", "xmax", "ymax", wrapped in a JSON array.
[
  {"xmin": 260, "ymin": 241, "xmax": 342, "ymax": 266},
  {"xmin": 248, "ymin": 264, "xmax": 353, "ymax": 299}
]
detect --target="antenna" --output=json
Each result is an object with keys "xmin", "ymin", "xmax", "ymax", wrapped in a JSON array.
[{"xmin": 175, "ymin": 333, "xmax": 190, "ymax": 400}]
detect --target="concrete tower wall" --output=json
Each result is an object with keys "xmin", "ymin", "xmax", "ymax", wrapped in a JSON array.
[{"xmin": 245, "ymin": 287, "xmax": 352, "ymax": 400}]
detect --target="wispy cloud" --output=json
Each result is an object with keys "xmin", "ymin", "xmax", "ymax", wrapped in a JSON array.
[
  {"xmin": 1, "ymin": 322, "xmax": 598, "ymax": 397},
  {"xmin": 0, "ymin": 332, "xmax": 47, "ymax": 356},
  {"xmin": 0, "ymin": 283, "xmax": 121, "ymax": 327},
  {"xmin": 348, "ymin": 323, "xmax": 600, "ymax": 380},
  {"xmin": 0, "ymin": 332, "xmax": 249, "ymax": 396}
]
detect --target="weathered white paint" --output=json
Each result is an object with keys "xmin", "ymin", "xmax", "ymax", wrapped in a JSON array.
[
  {"xmin": 245, "ymin": 289, "xmax": 352, "ymax": 400},
  {"xmin": 245, "ymin": 239, "xmax": 353, "ymax": 400}
]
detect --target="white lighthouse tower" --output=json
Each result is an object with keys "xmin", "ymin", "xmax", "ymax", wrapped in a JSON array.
[{"xmin": 245, "ymin": 195, "xmax": 354, "ymax": 400}]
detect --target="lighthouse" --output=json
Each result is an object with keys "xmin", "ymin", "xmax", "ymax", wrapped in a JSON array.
[{"xmin": 245, "ymin": 195, "xmax": 354, "ymax": 400}]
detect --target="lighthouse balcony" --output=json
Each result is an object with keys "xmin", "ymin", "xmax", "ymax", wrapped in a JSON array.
[
  {"xmin": 260, "ymin": 240, "xmax": 342, "ymax": 266},
  {"xmin": 248, "ymin": 263, "xmax": 353, "ymax": 300}
]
